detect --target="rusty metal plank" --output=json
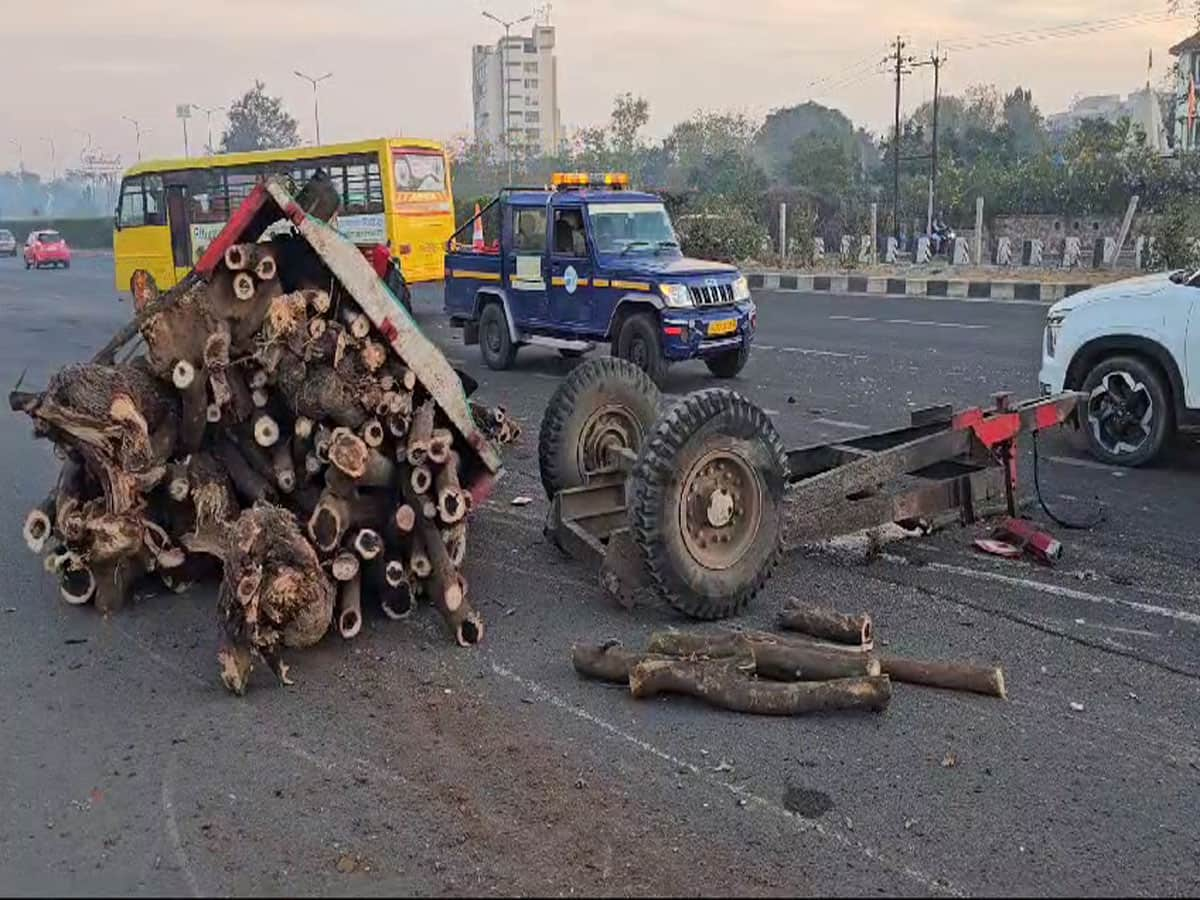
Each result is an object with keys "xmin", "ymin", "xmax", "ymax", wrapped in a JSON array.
[{"xmin": 262, "ymin": 177, "xmax": 502, "ymax": 475}]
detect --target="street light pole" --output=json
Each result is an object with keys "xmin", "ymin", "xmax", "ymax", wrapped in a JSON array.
[
  {"xmin": 294, "ymin": 71, "xmax": 332, "ymax": 145},
  {"xmin": 482, "ymin": 10, "xmax": 532, "ymax": 184},
  {"xmin": 200, "ymin": 106, "xmax": 225, "ymax": 155},
  {"xmin": 43, "ymin": 137, "xmax": 56, "ymax": 181},
  {"xmin": 9, "ymin": 139, "xmax": 24, "ymax": 174},
  {"xmin": 123, "ymin": 116, "xmax": 143, "ymax": 161}
]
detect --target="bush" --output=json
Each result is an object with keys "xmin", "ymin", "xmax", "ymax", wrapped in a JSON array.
[
  {"xmin": 1148, "ymin": 198, "xmax": 1200, "ymax": 270},
  {"xmin": 674, "ymin": 204, "xmax": 769, "ymax": 263},
  {"xmin": 0, "ymin": 217, "xmax": 113, "ymax": 249}
]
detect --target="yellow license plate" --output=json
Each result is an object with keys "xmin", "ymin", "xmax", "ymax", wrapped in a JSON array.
[{"xmin": 707, "ymin": 319, "xmax": 737, "ymax": 336}]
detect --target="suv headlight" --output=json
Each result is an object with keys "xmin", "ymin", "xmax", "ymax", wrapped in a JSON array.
[
  {"xmin": 1045, "ymin": 313, "xmax": 1065, "ymax": 358},
  {"xmin": 732, "ymin": 275, "xmax": 751, "ymax": 302},
  {"xmin": 659, "ymin": 283, "xmax": 692, "ymax": 308}
]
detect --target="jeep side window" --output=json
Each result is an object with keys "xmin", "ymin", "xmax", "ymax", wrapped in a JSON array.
[
  {"xmin": 553, "ymin": 209, "xmax": 586, "ymax": 257},
  {"xmin": 513, "ymin": 207, "xmax": 546, "ymax": 253}
]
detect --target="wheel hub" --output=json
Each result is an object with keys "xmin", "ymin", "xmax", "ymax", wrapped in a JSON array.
[
  {"xmin": 576, "ymin": 404, "xmax": 644, "ymax": 479},
  {"xmin": 1088, "ymin": 371, "xmax": 1153, "ymax": 455},
  {"xmin": 679, "ymin": 449, "xmax": 763, "ymax": 570},
  {"xmin": 484, "ymin": 320, "xmax": 502, "ymax": 353}
]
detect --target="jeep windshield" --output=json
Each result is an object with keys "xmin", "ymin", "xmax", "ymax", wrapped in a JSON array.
[{"xmin": 587, "ymin": 202, "xmax": 678, "ymax": 255}]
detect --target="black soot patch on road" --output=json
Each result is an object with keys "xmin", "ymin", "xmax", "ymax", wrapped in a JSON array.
[{"xmin": 782, "ymin": 784, "xmax": 835, "ymax": 819}]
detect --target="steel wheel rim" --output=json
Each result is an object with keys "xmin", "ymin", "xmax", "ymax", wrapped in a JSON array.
[
  {"xmin": 1087, "ymin": 371, "xmax": 1154, "ymax": 455},
  {"xmin": 576, "ymin": 403, "xmax": 644, "ymax": 478},
  {"xmin": 678, "ymin": 448, "xmax": 764, "ymax": 571},
  {"xmin": 484, "ymin": 318, "xmax": 503, "ymax": 354}
]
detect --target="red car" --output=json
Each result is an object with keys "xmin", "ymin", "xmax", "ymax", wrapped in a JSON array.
[{"xmin": 24, "ymin": 230, "xmax": 71, "ymax": 269}]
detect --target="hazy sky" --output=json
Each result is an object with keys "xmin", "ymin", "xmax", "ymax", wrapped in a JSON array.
[{"xmin": 2, "ymin": 0, "xmax": 1192, "ymax": 175}]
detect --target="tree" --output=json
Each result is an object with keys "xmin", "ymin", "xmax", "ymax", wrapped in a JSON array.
[
  {"xmin": 220, "ymin": 81, "xmax": 300, "ymax": 153},
  {"xmin": 1001, "ymin": 87, "xmax": 1044, "ymax": 158},
  {"xmin": 610, "ymin": 92, "xmax": 650, "ymax": 157},
  {"xmin": 786, "ymin": 136, "xmax": 855, "ymax": 200},
  {"xmin": 753, "ymin": 102, "xmax": 854, "ymax": 178}
]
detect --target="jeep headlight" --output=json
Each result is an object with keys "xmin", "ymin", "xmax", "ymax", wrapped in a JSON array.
[
  {"xmin": 659, "ymin": 283, "xmax": 692, "ymax": 308},
  {"xmin": 1045, "ymin": 313, "xmax": 1065, "ymax": 358},
  {"xmin": 732, "ymin": 275, "xmax": 751, "ymax": 302}
]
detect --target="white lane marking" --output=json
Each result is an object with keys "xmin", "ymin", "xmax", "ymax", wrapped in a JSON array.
[
  {"xmin": 490, "ymin": 660, "xmax": 961, "ymax": 896},
  {"xmin": 772, "ymin": 346, "xmax": 862, "ymax": 359},
  {"xmin": 813, "ymin": 417, "xmax": 872, "ymax": 431},
  {"xmin": 755, "ymin": 342, "xmax": 777, "ymax": 350},
  {"xmin": 1045, "ymin": 454, "xmax": 1120, "ymax": 474},
  {"xmin": 883, "ymin": 318, "xmax": 988, "ymax": 330},
  {"xmin": 829, "ymin": 315, "xmax": 877, "ymax": 323},
  {"xmin": 161, "ymin": 763, "xmax": 203, "ymax": 898},
  {"xmin": 917, "ymin": 561, "xmax": 1200, "ymax": 626},
  {"xmin": 1074, "ymin": 620, "xmax": 1160, "ymax": 639}
]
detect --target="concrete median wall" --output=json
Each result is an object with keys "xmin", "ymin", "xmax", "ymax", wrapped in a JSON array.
[
  {"xmin": 0, "ymin": 218, "xmax": 113, "ymax": 249},
  {"xmin": 747, "ymin": 271, "xmax": 1095, "ymax": 303}
]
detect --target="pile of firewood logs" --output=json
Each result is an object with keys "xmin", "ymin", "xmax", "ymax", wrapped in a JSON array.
[
  {"xmin": 11, "ymin": 234, "xmax": 517, "ymax": 695},
  {"xmin": 573, "ymin": 598, "xmax": 1006, "ymax": 715}
]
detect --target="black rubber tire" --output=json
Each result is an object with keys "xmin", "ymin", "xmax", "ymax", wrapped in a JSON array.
[
  {"xmin": 479, "ymin": 302, "xmax": 517, "ymax": 370},
  {"xmin": 558, "ymin": 348, "xmax": 587, "ymax": 359},
  {"xmin": 62, "ymin": 261, "xmax": 70, "ymax": 270},
  {"xmin": 705, "ymin": 344, "xmax": 750, "ymax": 378},
  {"xmin": 630, "ymin": 389, "xmax": 787, "ymax": 620},
  {"xmin": 615, "ymin": 311, "xmax": 667, "ymax": 382},
  {"xmin": 537, "ymin": 357, "xmax": 661, "ymax": 499},
  {"xmin": 1080, "ymin": 354, "xmax": 1172, "ymax": 467}
]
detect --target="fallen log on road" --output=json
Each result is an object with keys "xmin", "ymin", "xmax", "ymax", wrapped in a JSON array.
[{"xmin": 778, "ymin": 599, "xmax": 873, "ymax": 647}]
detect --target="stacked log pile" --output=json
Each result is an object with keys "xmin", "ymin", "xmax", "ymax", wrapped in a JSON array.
[
  {"xmin": 572, "ymin": 598, "xmax": 1005, "ymax": 716},
  {"xmin": 11, "ymin": 237, "xmax": 518, "ymax": 694}
]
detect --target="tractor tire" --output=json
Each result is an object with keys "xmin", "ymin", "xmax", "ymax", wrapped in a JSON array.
[
  {"xmin": 630, "ymin": 389, "xmax": 787, "ymax": 620},
  {"xmin": 479, "ymin": 301, "xmax": 517, "ymax": 370},
  {"xmin": 704, "ymin": 344, "xmax": 749, "ymax": 378},
  {"xmin": 538, "ymin": 357, "xmax": 661, "ymax": 499},
  {"xmin": 615, "ymin": 311, "xmax": 667, "ymax": 382}
]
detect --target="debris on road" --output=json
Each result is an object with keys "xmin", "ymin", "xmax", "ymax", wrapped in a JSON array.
[
  {"xmin": 993, "ymin": 518, "xmax": 1063, "ymax": 565},
  {"xmin": 10, "ymin": 174, "xmax": 519, "ymax": 693},
  {"xmin": 777, "ymin": 598, "xmax": 873, "ymax": 647},
  {"xmin": 572, "ymin": 599, "xmax": 1008, "ymax": 713}
]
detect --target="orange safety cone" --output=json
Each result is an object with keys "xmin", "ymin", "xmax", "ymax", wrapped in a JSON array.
[{"xmin": 472, "ymin": 203, "xmax": 485, "ymax": 251}]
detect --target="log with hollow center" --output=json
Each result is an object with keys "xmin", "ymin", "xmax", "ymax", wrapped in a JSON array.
[
  {"xmin": 407, "ymin": 400, "xmax": 434, "ymax": 465},
  {"xmin": 778, "ymin": 599, "xmax": 873, "ymax": 647},
  {"xmin": 878, "ymin": 655, "xmax": 1007, "ymax": 699},
  {"xmin": 337, "ymin": 573, "xmax": 363, "ymax": 638}
]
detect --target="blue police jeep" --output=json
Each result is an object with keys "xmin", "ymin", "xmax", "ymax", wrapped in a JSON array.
[{"xmin": 443, "ymin": 173, "xmax": 756, "ymax": 381}]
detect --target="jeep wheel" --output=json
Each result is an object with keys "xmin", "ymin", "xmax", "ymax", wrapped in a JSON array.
[
  {"xmin": 630, "ymin": 389, "xmax": 787, "ymax": 620},
  {"xmin": 479, "ymin": 302, "xmax": 517, "ymax": 370},
  {"xmin": 1081, "ymin": 355, "xmax": 1171, "ymax": 467},
  {"xmin": 705, "ymin": 344, "xmax": 749, "ymax": 379},
  {"xmin": 615, "ymin": 311, "xmax": 667, "ymax": 382},
  {"xmin": 537, "ymin": 357, "xmax": 661, "ymax": 499}
]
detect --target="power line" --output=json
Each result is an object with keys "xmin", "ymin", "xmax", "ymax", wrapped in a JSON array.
[{"xmin": 941, "ymin": 9, "xmax": 1186, "ymax": 53}]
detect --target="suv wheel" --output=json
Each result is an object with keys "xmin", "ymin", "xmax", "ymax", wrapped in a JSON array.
[
  {"xmin": 705, "ymin": 344, "xmax": 750, "ymax": 378},
  {"xmin": 479, "ymin": 301, "xmax": 517, "ymax": 370},
  {"xmin": 1081, "ymin": 355, "xmax": 1171, "ymax": 467},
  {"xmin": 615, "ymin": 311, "xmax": 666, "ymax": 382}
]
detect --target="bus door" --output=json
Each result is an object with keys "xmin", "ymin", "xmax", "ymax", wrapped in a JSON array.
[{"xmin": 163, "ymin": 180, "xmax": 193, "ymax": 278}]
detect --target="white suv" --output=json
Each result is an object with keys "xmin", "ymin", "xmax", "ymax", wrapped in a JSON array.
[{"xmin": 1039, "ymin": 270, "xmax": 1200, "ymax": 466}]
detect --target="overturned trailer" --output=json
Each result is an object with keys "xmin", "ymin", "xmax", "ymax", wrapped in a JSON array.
[{"xmin": 12, "ymin": 174, "xmax": 515, "ymax": 693}]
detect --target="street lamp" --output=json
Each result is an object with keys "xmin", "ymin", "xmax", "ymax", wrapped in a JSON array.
[
  {"xmin": 482, "ymin": 10, "xmax": 532, "ymax": 183},
  {"xmin": 198, "ymin": 106, "xmax": 226, "ymax": 155},
  {"xmin": 9, "ymin": 138, "xmax": 24, "ymax": 174},
  {"xmin": 43, "ymin": 137, "xmax": 56, "ymax": 181},
  {"xmin": 294, "ymin": 70, "xmax": 332, "ymax": 145},
  {"xmin": 123, "ymin": 116, "xmax": 144, "ymax": 161}
]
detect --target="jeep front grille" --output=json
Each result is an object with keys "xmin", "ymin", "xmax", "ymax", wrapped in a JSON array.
[{"xmin": 688, "ymin": 282, "xmax": 735, "ymax": 307}]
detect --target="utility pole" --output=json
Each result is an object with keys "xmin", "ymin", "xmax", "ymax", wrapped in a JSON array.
[
  {"xmin": 294, "ymin": 71, "xmax": 332, "ymax": 145},
  {"xmin": 9, "ymin": 139, "xmax": 23, "ymax": 174},
  {"xmin": 123, "ymin": 116, "xmax": 143, "ymax": 161},
  {"xmin": 483, "ymin": 10, "xmax": 532, "ymax": 184},
  {"xmin": 199, "ymin": 106, "xmax": 225, "ymax": 155},
  {"xmin": 884, "ymin": 36, "xmax": 914, "ymax": 242},
  {"xmin": 912, "ymin": 46, "xmax": 947, "ymax": 235},
  {"xmin": 43, "ymin": 137, "xmax": 56, "ymax": 181}
]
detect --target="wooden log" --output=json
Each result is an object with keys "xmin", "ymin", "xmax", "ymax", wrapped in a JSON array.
[
  {"xmin": 572, "ymin": 642, "xmax": 675, "ymax": 684},
  {"xmin": 254, "ymin": 254, "xmax": 277, "ymax": 282},
  {"xmin": 407, "ymin": 399, "xmax": 435, "ymax": 465},
  {"xmin": 427, "ymin": 428, "xmax": 453, "ymax": 465},
  {"xmin": 362, "ymin": 418, "xmax": 385, "ymax": 448},
  {"xmin": 301, "ymin": 288, "xmax": 331, "ymax": 315},
  {"xmin": 308, "ymin": 488, "xmax": 351, "ymax": 554},
  {"xmin": 179, "ymin": 374, "xmax": 208, "ymax": 452},
  {"xmin": 415, "ymin": 512, "xmax": 480, "ymax": 645},
  {"xmin": 252, "ymin": 410, "xmax": 281, "ymax": 447},
  {"xmin": 214, "ymin": 438, "xmax": 273, "ymax": 504},
  {"xmin": 360, "ymin": 339, "xmax": 387, "ymax": 373},
  {"xmin": 331, "ymin": 551, "xmax": 360, "ymax": 582},
  {"xmin": 172, "ymin": 359, "xmax": 196, "ymax": 390},
  {"xmin": 248, "ymin": 368, "xmax": 270, "ymax": 391},
  {"xmin": 340, "ymin": 307, "xmax": 371, "ymax": 340},
  {"xmin": 391, "ymin": 365, "xmax": 417, "ymax": 392},
  {"xmin": 778, "ymin": 600, "xmax": 873, "ymax": 647},
  {"xmin": 226, "ymin": 368, "xmax": 255, "ymax": 423},
  {"xmin": 879, "ymin": 655, "xmax": 1007, "ymax": 699},
  {"xmin": 646, "ymin": 631, "xmax": 880, "ymax": 682},
  {"xmin": 337, "ymin": 573, "xmax": 363, "ymax": 639},
  {"xmin": 285, "ymin": 366, "xmax": 367, "ymax": 429},
  {"xmin": 93, "ymin": 555, "xmax": 145, "ymax": 615},
  {"xmin": 378, "ymin": 374, "xmax": 396, "ymax": 393},
  {"xmin": 441, "ymin": 522, "xmax": 467, "ymax": 567},
  {"xmin": 380, "ymin": 561, "xmax": 415, "ymax": 620},
  {"xmin": 58, "ymin": 552, "xmax": 96, "ymax": 605},
  {"xmin": 205, "ymin": 402, "xmax": 223, "ymax": 424},
  {"xmin": 23, "ymin": 492, "xmax": 56, "ymax": 554},
  {"xmin": 224, "ymin": 243, "xmax": 253, "ymax": 271},
  {"xmin": 251, "ymin": 388, "xmax": 270, "ymax": 408},
  {"xmin": 629, "ymin": 657, "xmax": 893, "ymax": 716},
  {"xmin": 352, "ymin": 527, "xmax": 383, "ymax": 560},
  {"xmin": 409, "ymin": 527, "xmax": 432, "ymax": 578},
  {"xmin": 272, "ymin": 442, "xmax": 296, "ymax": 494},
  {"xmin": 307, "ymin": 316, "xmax": 327, "ymax": 342},
  {"xmin": 410, "ymin": 464, "xmax": 432, "ymax": 495},
  {"xmin": 436, "ymin": 453, "xmax": 467, "ymax": 524},
  {"xmin": 393, "ymin": 503, "xmax": 416, "ymax": 534},
  {"xmin": 232, "ymin": 271, "xmax": 256, "ymax": 301},
  {"xmin": 294, "ymin": 415, "xmax": 314, "ymax": 439},
  {"xmin": 387, "ymin": 411, "xmax": 410, "ymax": 439}
]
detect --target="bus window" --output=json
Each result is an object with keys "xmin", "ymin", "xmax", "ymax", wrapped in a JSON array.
[
  {"xmin": 118, "ymin": 175, "xmax": 166, "ymax": 227},
  {"xmin": 184, "ymin": 169, "xmax": 226, "ymax": 224},
  {"xmin": 344, "ymin": 160, "xmax": 383, "ymax": 214},
  {"xmin": 393, "ymin": 151, "xmax": 445, "ymax": 193},
  {"xmin": 225, "ymin": 166, "xmax": 262, "ymax": 209}
]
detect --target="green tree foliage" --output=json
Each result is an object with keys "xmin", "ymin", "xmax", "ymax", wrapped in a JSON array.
[
  {"xmin": 610, "ymin": 92, "xmax": 650, "ymax": 157},
  {"xmin": 753, "ymin": 102, "xmax": 855, "ymax": 178},
  {"xmin": 220, "ymin": 81, "xmax": 300, "ymax": 153}
]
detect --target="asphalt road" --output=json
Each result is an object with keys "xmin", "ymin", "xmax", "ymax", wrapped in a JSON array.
[{"xmin": 2, "ymin": 255, "xmax": 1198, "ymax": 896}]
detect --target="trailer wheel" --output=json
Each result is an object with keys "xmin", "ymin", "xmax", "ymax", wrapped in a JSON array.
[
  {"xmin": 631, "ymin": 389, "xmax": 787, "ymax": 620},
  {"xmin": 538, "ymin": 357, "xmax": 661, "ymax": 499}
]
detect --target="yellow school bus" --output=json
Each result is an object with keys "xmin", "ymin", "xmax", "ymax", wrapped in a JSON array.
[{"xmin": 112, "ymin": 137, "xmax": 453, "ymax": 293}]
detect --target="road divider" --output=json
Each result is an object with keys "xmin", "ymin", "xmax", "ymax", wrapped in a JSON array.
[{"xmin": 748, "ymin": 271, "xmax": 1098, "ymax": 304}]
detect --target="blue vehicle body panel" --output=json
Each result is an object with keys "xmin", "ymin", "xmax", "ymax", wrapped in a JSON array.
[{"xmin": 444, "ymin": 186, "xmax": 755, "ymax": 360}]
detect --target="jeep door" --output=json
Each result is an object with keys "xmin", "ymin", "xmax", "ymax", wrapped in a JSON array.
[
  {"xmin": 547, "ymin": 203, "xmax": 595, "ymax": 330},
  {"xmin": 507, "ymin": 203, "xmax": 549, "ymax": 325}
]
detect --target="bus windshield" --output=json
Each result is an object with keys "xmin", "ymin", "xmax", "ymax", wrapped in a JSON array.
[
  {"xmin": 393, "ymin": 151, "xmax": 446, "ymax": 193},
  {"xmin": 587, "ymin": 202, "xmax": 678, "ymax": 254}
]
